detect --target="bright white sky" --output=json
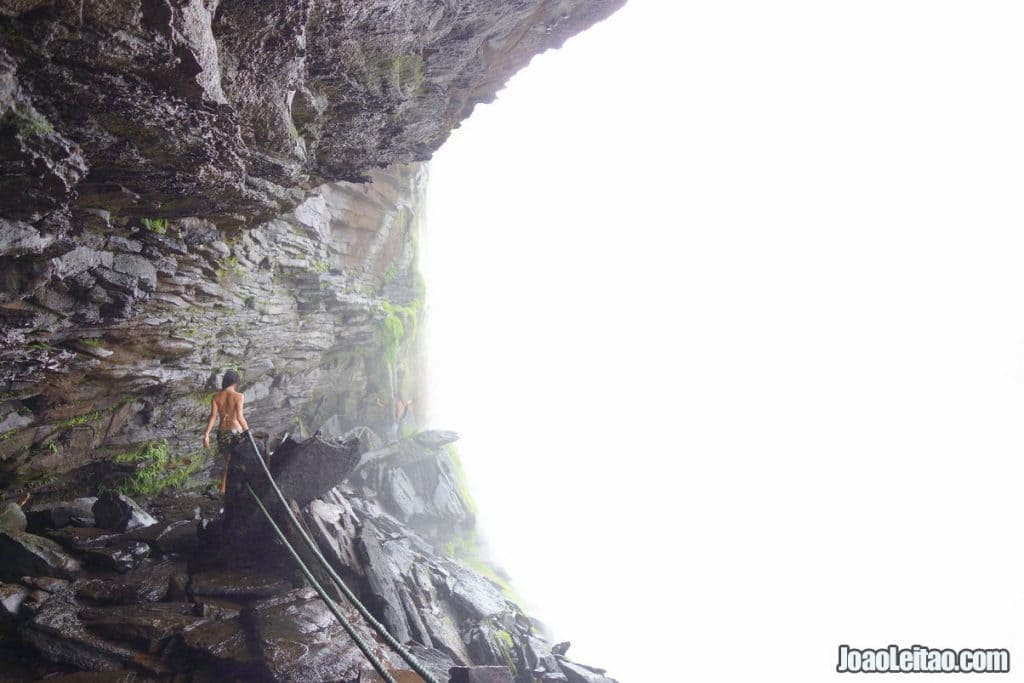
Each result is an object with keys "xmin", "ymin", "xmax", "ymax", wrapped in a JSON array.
[{"xmin": 421, "ymin": 1, "xmax": 1024, "ymax": 680}]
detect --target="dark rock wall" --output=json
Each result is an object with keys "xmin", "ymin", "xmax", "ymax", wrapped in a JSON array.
[
  {"xmin": 0, "ymin": 0, "xmax": 626, "ymax": 500},
  {"xmin": 1, "ymin": 162, "xmax": 429, "ymax": 498}
]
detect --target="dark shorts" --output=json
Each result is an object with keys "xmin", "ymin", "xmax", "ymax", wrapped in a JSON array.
[{"xmin": 216, "ymin": 430, "xmax": 241, "ymax": 459}]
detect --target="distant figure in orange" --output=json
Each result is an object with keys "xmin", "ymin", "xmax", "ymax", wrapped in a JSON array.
[
  {"xmin": 203, "ymin": 370, "xmax": 249, "ymax": 494},
  {"xmin": 394, "ymin": 396, "xmax": 414, "ymax": 441}
]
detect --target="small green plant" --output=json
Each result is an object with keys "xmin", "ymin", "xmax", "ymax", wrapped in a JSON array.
[
  {"xmin": 0, "ymin": 430, "xmax": 13, "ymax": 442},
  {"xmin": 11, "ymin": 111, "xmax": 54, "ymax": 137},
  {"xmin": 310, "ymin": 260, "xmax": 330, "ymax": 274},
  {"xmin": 493, "ymin": 629, "xmax": 517, "ymax": 673},
  {"xmin": 115, "ymin": 440, "xmax": 205, "ymax": 497},
  {"xmin": 53, "ymin": 410, "xmax": 104, "ymax": 430},
  {"xmin": 141, "ymin": 218, "xmax": 168, "ymax": 234}
]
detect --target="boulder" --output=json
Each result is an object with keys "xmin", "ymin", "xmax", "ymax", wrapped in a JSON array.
[
  {"xmin": 0, "ymin": 530, "xmax": 81, "ymax": 581},
  {"xmin": 268, "ymin": 435, "xmax": 361, "ymax": 506},
  {"xmin": 444, "ymin": 563, "xmax": 507, "ymax": 621},
  {"xmin": 92, "ymin": 492, "xmax": 156, "ymax": 532},
  {"xmin": 0, "ymin": 502, "xmax": 27, "ymax": 534},
  {"xmin": 126, "ymin": 519, "xmax": 199, "ymax": 556},
  {"xmin": 355, "ymin": 520, "xmax": 412, "ymax": 643},
  {"xmin": 25, "ymin": 498, "xmax": 97, "ymax": 532},
  {"xmin": 0, "ymin": 581, "xmax": 29, "ymax": 618}
]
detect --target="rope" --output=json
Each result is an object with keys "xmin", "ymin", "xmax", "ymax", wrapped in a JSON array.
[
  {"xmin": 243, "ymin": 431, "xmax": 441, "ymax": 683},
  {"xmin": 245, "ymin": 484, "xmax": 397, "ymax": 683}
]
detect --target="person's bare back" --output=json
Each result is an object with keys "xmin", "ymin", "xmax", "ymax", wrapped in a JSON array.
[{"xmin": 210, "ymin": 389, "xmax": 246, "ymax": 432}]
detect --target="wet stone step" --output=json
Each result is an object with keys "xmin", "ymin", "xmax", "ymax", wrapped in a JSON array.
[
  {"xmin": 189, "ymin": 567, "xmax": 293, "ymax": 599},
  {"xmin": 74, "ymin": 561, "xmax": 183, "ymax": 604},
  {"xmin": 79, "ymin": 602, "xmax": 202, "ymax": 644}
]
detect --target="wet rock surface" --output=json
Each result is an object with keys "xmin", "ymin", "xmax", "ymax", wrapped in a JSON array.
[
  {"xmin": 0, "ymin": 6, "xmax": 627, "ymax": 672},
  {"xmin": 0, "ymin": 528, "xmax": 81, "ymax": 580},
  {"xmin": 92, "ymin": 492, "xmax": 157, "ymax": 533},
  {"xmin": 0, "ymin": 432, "xmax": 617, "ymax": 681},
  {"xmin": 0, "ymin": 0, "xmax": 625, "ymax": 510}
]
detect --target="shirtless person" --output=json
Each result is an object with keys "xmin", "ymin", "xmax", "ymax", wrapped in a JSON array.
[{"xmin": 202, "ymin": 370, "xmax": 249, "ymax": 494}]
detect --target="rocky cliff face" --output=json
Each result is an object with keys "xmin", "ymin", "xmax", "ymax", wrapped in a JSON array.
[{"xmin": 0, "ymin": 0, "xmax": 625, "ymax": 680}]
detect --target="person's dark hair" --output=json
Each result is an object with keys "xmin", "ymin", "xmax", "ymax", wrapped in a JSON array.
[{"xmin": 221, "ymin": 370, "xmax": 241, "ymax": 390}]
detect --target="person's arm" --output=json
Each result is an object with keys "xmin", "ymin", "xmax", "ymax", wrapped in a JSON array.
[
  {"xmin": 235, "ymin": 393, "xmax": 249, "ymax": 432},
  {"xmin": 203, "ymin": 398, "xmax": 219, "ymax": 448}
]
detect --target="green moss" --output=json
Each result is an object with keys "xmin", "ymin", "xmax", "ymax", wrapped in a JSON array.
[
  {"xmin": 366, "ymin": 53, "xmax": 426, "ymax": 97},
  {"xmin": 380, "ymin": 307, "xmax": 405, "ymax": 367},
  {"xmin": 377, "ymin": 285, "xmax": 425, "ymax": 368},
  {"xmin": 188, "ymin": 391, "xmax": 216, "ymax": 406},
  {"xmin": 493, "ymin": 629, "xmax": 517, "ymax": 673},
  {"xmin": 10, "ymin": 110, "xmax": 54, "ymax": 137},
  {"xmin": 0, "ymin": 430, "xmax": 13, "ymax": 442},
  {"xmin": 140, "ymin": 217, "xmax": 168, "ymax": 234},
  {"xmin": 444, "ymin": 531, "xmax": 524, "ymax": 607},
  {"xmin": 445, "ymin": 444, "xmax": 478, "ymax": 516},
  {"xmin": 310, "ymin": 260, "xmax": 330, "ymax": 274},
  {"xmin": 216, "ymin": 256, "xmax": 244, "ymax": 281},
  {"xmin": 78, "ymin": 338, "xmax": 104, "ymax": 347}
]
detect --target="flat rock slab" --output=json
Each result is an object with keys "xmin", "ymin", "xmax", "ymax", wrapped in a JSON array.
[
  {"xmin": 247, "ymin": 587, "xmax": 406, "ymax": 683},
  {"xmin": 448, "ymin": 667, "xmax": 515, "ymax": 683},
  {"xmin": 193, "ymin": 595, "xmax": 245, "ymax": 621},
  {"xmin": 558, "ymin": 660, "xmax": 620, "ymax": 683},
  {"xmin": 74, "ymin": 561, "xmax": 180, "ymax": 604},
  {"xmin": 79, "ymin": 602, "xmax": 202, "ymax": 644},
  {"xmin": 21, "ymin": 590, "xmax": 141, "ymax": 672},
  {"xmin": 0, "ymin": 530, "xmax": 82, "ymax": 581},
  {"xmin": 413, "ymin": 430, "xmax": 460, "ymax": 450},
  {"xmin": 81, "ymin": 541, "xmax": 151, "ymax": 573},
  {"xmin": 190, "ymin": 567, "xmax": 293, "ymax": 598},
  {"xmin": 181, "ymin": 616, "xmax": 260, "ymax": 668}
]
